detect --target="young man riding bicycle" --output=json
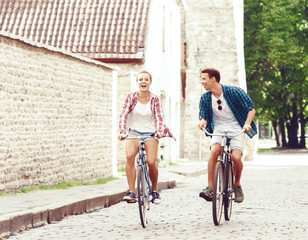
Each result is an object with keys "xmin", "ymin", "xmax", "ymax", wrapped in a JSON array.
[{"xmin": 198, "ymin": 68, "xmax": 257, "ymax": 203}]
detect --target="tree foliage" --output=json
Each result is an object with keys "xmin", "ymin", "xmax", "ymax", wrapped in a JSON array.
[{"xmin": 244, "ymin": 0, "xmax": 308, "ymax": 148}]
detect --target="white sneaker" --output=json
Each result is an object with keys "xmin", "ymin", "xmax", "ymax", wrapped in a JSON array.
[
  {"xmin": 123, "ymin": 191, "xmax": 136, "ymax": 203},
  {"xmin": 152, "ymin": 191, "xmax": 161, "ymax": 204}
]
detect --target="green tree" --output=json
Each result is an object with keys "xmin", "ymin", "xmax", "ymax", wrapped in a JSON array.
[{"xmin": 244, "ymin": 0, "xmax": 308, "ymax": 148}]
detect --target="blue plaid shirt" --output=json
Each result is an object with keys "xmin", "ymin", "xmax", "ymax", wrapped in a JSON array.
[{"xmin": 199, "ymin": 85, "xmax": 257, "ymax": 138}]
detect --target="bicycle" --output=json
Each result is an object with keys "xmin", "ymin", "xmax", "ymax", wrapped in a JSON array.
[
  {"xmin": 202, "ymin": 128, "xmax": 244, "ymax": 225},
  {"xmin": 123, "ymin": 133, "xmax": 157, "ymax": 228}
]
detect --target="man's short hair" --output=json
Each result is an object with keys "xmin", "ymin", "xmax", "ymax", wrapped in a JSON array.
[{"xmin": 201, "ymin": 68, "xmax": 220, "ymax": 83}]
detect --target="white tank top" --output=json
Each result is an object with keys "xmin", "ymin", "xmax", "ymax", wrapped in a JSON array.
[{"xmin": 130, "ymin": 101, "xmax": 156, "ymax": 132}]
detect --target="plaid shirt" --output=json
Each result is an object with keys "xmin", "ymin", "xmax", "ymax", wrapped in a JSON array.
[
  {"xmin": 199, "ymin": 85, "xmax": 257, "ymax": 138},
  {"xmin": 119, "ymin": 91, "xmax": 175, "ymax": 139}
]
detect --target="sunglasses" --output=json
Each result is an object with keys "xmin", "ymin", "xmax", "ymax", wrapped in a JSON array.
[{"xmin": 217, "ymin": 100, "xmax": 222, "ymax": 111}]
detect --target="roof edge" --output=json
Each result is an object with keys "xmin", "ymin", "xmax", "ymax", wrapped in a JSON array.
[{"xmin": 0, "ymin": 30, "xmax": 117, "ymax": 71}]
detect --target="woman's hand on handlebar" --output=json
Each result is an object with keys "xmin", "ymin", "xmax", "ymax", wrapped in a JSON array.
[
  {"xmin": 155, "ymin": 131, "xmax": 163, "ymax": 139},
  {"xmin": 118, "ymin": 132, "xmax": 127, "ymax": 141}
]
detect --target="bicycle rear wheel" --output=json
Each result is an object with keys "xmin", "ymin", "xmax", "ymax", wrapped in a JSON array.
[
  {"xmin": 212, "ymin": 162, "xmax": 224, "ymax": 225},
  {"xmin": 224, "ymin": 160, "xmax": 234, "ymax": 221},
  {"xmin": 137, "ymin": 165, "xmax": 149, "ymax": 228}
]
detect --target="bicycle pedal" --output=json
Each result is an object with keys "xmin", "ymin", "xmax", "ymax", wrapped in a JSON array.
[
  {"xmin": 199, "ymin": 192, "xmax": 212, "ymax": 202},
  {"xmin": 127, "ymin": 199, "xmax": 137, "ymax": 203},
  {"xmin": 204, "ymin": 196, "xmax": 212, "ymax": 202}
]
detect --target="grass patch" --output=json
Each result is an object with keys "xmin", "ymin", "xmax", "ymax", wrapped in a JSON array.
[
  {"xmin": 95, "ymin": 177, "xmax": 117, "ymax": 185},
  {"xmin": 117, "ymin": 166, "xmax": 126, "ymax": 176},
  {"xmin": 1, "ymin": 177, "xmax": 118, "ymax": 195},
  {"xmin": 39, "ymin": 181, "xmax": 82, "ymax": 190},
  {"xmin": 257, "ymin": 148, "xmax": 275, "ymax": 153},
  {"xmin": 117, "ymin": 166, "xmax": 126, "ymax": 172},
  {"xmin": 39, "ymin": 177, "xmax": 117, "ymax": 190},
  {"xmin": 169, "ymin": 162, "xmax": 179, "ymax": 166},
  {"xmin": 21, "ymin": 186, "xmax": 38, "ymax": 193}
]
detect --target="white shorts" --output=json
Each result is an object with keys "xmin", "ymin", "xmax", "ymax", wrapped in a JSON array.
[
  {"xmin": 128, "ymin": 129, "xmax": 158, "ymax": 142},
  {"xmin": 210, "ymin": 130, "xmax": 245, "ymax": 152}
]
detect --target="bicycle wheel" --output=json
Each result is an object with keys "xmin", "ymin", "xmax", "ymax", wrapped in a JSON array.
[
  {"xmin": 212, "ymin": 162, "xmax": 224, "ymax": 225},
  {"xmin": 137, "ymin": 165, "xmax": 148, "ymax": 228},
  {"xmin": 224, "ymin": 160, "xmax": 234, "ymax": 221}
]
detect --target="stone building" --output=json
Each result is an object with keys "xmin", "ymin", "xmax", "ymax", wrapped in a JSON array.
[
  {"xmin": 180, "ymin": 0, "xmax": 255, "ymax": 162},
  {"xmin": 0, "ymin": 0, "xmax": 254, "ymax": 191},
  {"xmin": 0, "ymin": 0, "xmax": 182, "ymax": 191},
  {"xmin": 0, "ymin": 31, "xmax": 116, "ymax": 191}
]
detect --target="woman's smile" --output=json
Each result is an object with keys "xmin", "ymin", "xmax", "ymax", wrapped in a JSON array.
[{"xmin": 137, "ymin": 73, "xmax": 151, "ymax": 91}]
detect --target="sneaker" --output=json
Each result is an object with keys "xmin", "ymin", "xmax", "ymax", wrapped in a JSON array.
[
  {"xmin": 199, "ymin": 186, "xmax": 213, "ymax": 202},
  {"xmin": 123, "ymin": 191, "xmax": 136, "ymax": 203},
  {"xmin": 233, "ymin": 185, "xmax": 244, "ymax": 203},
  {"xmin": 152, "ymin": 191, "xmax": 161, "ymax": 204}
]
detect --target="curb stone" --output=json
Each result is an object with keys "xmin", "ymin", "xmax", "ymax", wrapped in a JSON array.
[
  {"xmin": 0, "ymin": 180, "xmax": 175, "ymax": 239},
  {"xmin": 0, "ymin": 161, "xmax": 205, "ymax": 239}
]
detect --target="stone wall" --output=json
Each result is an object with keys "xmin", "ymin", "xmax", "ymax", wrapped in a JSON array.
[
  {"xmin": 114, "ymin": 64, "xmax": 143, "ymax": 168},
  {"xmin": 0, "ymin": 33, "xmax": 115, "ymax": 192}
]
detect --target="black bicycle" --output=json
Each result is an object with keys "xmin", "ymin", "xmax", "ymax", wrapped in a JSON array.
[
  {"xmin": 202, "ymin": 128, "xmax": 244, "ymax": 225},
  {"xmin": 124, "ymin": 134, "xmax": 156, "ymax": 228}
]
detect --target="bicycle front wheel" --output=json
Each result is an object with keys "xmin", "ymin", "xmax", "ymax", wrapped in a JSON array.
[
  {"xmin": 212, "ymin": 162, "xmax": 224, "ymax": 226},
  {"xmin": 224, "ymin": 161, "xmax": 234, "ymax": 221},
  {"xmin": 137, "ymin": 165, "xmax": 149, "ymax": 228}
]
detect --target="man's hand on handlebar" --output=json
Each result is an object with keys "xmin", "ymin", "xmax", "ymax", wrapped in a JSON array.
[
  {"xmin": 198, "ymin": 119, "xmax": 208, "ymax": 130},
  {"xmin": 243, "ymin": 123, "xmax": 252, "ymax": 133}
]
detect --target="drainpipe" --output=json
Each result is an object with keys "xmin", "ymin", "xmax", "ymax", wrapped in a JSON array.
[{"xmin": 112, "ymin": 70, "xmax": 118, "ymax": 176}]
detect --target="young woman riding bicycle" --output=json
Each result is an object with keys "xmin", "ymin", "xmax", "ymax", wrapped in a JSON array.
[{"xmin": 118, "ymin": 70, "xmax": 174, "ymax": 204}]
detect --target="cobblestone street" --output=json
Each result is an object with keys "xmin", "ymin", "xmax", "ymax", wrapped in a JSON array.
[
  {"xmin": 8, "ymin": 153, "xmax": 308, "ymax": 240},
  {"xmin": 1, "ymin": 1, "xmax": 307, "ymax": 240}
]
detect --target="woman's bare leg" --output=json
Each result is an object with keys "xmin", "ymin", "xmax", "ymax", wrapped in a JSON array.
[
  {"xmin": 145, "ymin": 139, "xmax": 159, "ymax": 190},
  {"xmin": 125, "ymin": 139, "xmax": 138, "ymax": 192}
]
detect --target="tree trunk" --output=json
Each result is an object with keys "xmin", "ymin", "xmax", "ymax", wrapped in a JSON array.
[
  {"xmin": 299, "ymin": 112, "xmax": 307, "ymax": 148},
  {"xmin": 279, "ymin": 118, "xmax": 287, "ymax": 148},
  {"xmin": 286, "ymin": 122, "xmax": 299, "ymax": 148},
  {"xmin": 286, "ymin": 101, "xmax": 299, "ymax": 148},
  {"xmin": 272, "ymin": 120, "xmax": 280, "ymax": 147},
  {"xmin": 298, "ymin": 77, "xmax": 306, "ymax": 149}
]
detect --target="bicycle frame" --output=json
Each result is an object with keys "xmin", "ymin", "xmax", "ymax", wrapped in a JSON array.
[
  {"xmin": 124, "ymin": 134, "xmax": 157, "ymax": 228},
  {"xmin": 136, "ymin": 139, "xmax": 152, "ymax": 200},
  {"xmin": 202, "ymin": 128, "xmax": 244, "ymax": 225},
  {"xmin": 221, "ymin": 137, "xmax": 232, "ymax": 171},
  {"xmin": 223, "ymin": 138, "xmax": 234, "ymax": 221},
  {"xmin": 202, "ymin": 127, "xmax": 244, "ymax": 175},
  {"xmin": 124, "ymin": 136, "xmax": 154, "ymax": 195}
]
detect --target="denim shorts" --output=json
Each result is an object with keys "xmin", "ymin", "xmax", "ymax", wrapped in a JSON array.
[
  {"xmin": 210, "ymin": 130, "xmax": 245, "ymax": 152},
  {"xmin": 128, "ymin": 129, "xmax": 158, "ymax": 142}
]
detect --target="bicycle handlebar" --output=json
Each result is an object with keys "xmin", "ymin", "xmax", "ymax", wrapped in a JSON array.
[{"xmin": 202, "ymin": 128, "xmax": 244, "ymax": 137}]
